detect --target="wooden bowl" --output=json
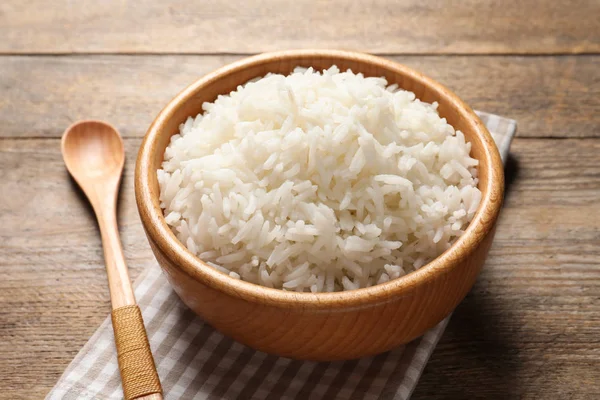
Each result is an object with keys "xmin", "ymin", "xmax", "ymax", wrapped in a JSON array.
[{"xmin": 135, "ymin": 50, "xmax": 504, "ymax": 361}]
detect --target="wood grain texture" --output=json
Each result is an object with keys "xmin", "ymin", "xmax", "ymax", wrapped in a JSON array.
[
  {"xmin": 1, "ymin": 55, "xmax": 598, "ymax": 139},
  {"xmin": 0, "ymin": 0, "xmax": 599, "ymax": 55},
  {"xmin": 0, "ymin": 138, "xmax": 150, "ymax": 399},
  {"xmin": 1, "ymin": 137, "xmax": 599, "ymax": 397},
  {"xmin": 0, "ymin": 0, "xmax": 598, "ymax": 390}
]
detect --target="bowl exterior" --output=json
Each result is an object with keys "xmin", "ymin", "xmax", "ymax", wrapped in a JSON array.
[
  {"xmin": 136, "ymin": 50, "xmax": 504, "ymax": 361},
  {"xmin": 143, "ymin": 223, "xmax": 496, "ymax": 361}
]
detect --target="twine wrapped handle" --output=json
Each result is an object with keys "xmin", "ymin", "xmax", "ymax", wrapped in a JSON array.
[{"xmin": 111, "ymin": 305, "xmax": 163, "ymax": 400}]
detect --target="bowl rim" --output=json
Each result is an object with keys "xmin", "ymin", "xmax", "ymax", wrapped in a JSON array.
[{"xmin": 135, "ymin": 49, "xmax": 504, "ymax": 310}]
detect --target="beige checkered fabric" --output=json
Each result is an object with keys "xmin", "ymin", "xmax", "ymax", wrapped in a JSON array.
[{"xmin": 47, "ymin": 112, "xmax": 516, "ymax": 400}]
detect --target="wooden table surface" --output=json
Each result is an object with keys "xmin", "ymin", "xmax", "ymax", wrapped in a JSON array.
[{"xmin": 1, "ymin": 1, "xmax": 599, "ymax": 399}]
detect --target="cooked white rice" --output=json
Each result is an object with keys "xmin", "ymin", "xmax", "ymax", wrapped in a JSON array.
[{"xmin": 158, "ymin": 66, "xmax": 481, "ymax": 292}]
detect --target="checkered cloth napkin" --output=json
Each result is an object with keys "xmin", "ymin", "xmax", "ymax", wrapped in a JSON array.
[{"xmin": 47, "ymin": 111, "xmax": 516, "ymax": 400}]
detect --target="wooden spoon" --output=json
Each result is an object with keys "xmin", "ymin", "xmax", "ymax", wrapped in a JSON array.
[{"xmin": 62, "ymin": 120, "xmax": 162, "ymax": 400}]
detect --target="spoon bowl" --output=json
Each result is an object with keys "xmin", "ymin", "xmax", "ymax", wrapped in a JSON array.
[{"xmin": 62, "ymin": 120, "xmax": 125, "ymax": 194}]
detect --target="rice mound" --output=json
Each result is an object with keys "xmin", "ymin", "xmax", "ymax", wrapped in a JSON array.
[{"xmin": 158, "ymin": 66, "xmax": 481, "ymax": 292}]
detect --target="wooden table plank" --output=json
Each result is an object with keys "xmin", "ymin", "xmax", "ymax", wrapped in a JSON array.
[
  {"xmin": 1, "ymin": 137, "xmax": 599, "ymax": 398},
  {"xmin": 1, "ymin": 1, "xmax": 598, "ymax": 398},
  {"xmin": 1, "ymin": 55, "xmax": 599, "ymax": 139},
  {"xmin": 1, "ymin": 0, "xmax": 598, "ymax": 55},
  {"xmin": 0, "ymin": 138, "xmax": 151, "ymax": 399}
]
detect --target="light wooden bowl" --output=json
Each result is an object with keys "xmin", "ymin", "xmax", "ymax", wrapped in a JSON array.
[{"xmin": 135, "ymin": 50, "xmax": 504, "ymax": 361}]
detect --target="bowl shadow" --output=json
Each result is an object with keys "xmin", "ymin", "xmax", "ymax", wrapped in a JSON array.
[
  {"xmin": 411, "ymin": 157, "xmax": 521, "ymax": 399},
  {"xmin": 411, "ymin": 287, "xmax": 521, "ymax": 400}
]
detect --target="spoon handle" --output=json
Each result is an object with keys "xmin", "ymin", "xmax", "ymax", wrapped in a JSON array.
[
  {"xmin": 96, "ymin": 200, "xmax": 163, "ymax": 400},
  {"xmin": 97, "ymin": 202, "xmax": 135, "ymax": 308}
]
